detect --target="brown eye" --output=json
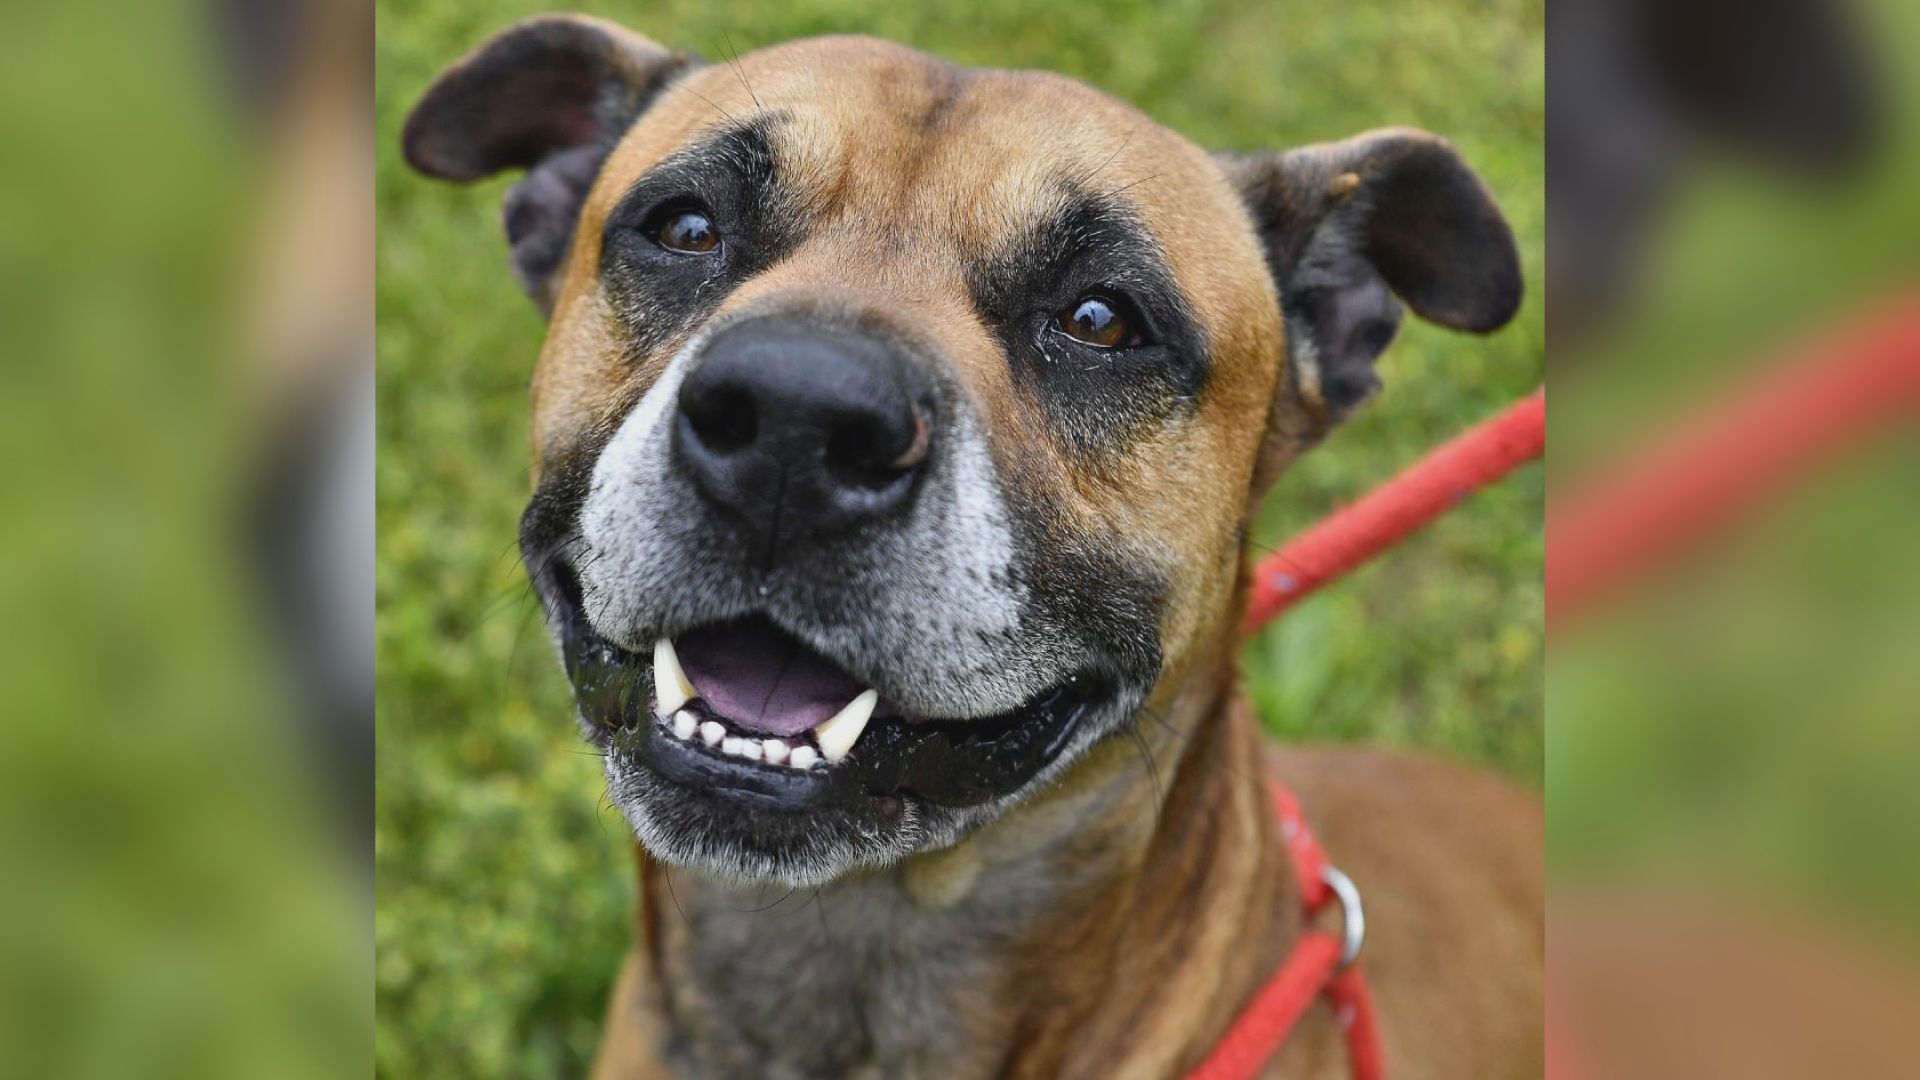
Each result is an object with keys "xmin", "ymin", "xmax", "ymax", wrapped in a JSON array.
[
  {"xmin": 653, "ymin": 208, "xmax": 718, "ymax": 254},
  {"xmin": 1056, "ymin": 295, "xmax": 1135, "ymax": 348}
]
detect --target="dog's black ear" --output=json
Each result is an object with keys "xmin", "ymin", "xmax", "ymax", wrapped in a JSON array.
[
  {"xmin": 1219, "ymin": 128, "xmax": 1521, "ymax": 430},
  {"xmin": 402, "ymin": 16, "xmax": 698, "ymax": 315}
]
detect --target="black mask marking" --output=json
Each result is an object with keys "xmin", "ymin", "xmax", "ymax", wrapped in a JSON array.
[
  {"xmin": 598, "ymin": 113, "xmax": 808, "ymax": 359},
  {"xmin": 967, "ymin": 188, "xmax": 1209, "ymax": 459}
]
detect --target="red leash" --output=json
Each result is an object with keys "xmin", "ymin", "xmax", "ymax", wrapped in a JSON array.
[
  {"xmin": 1210, "ymin": 392, "xmax": 1547, "ymax": 1078},
  {"xmin": 1183, "ymin": 783, "xmax": 1383, "ymax": 1080},
  {"xmin": 1242, "ymin": 389, "xmax": 1546, "ymax": 634},
  {"xmin": 1548, "ymin": 299, "xmax": 1920, "ymax": 625}
]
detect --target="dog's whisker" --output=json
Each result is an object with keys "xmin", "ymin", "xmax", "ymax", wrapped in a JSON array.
[
  {"xmin": 1082, "ymin": 132, "xmax": 1134, "ymax": 188},
  {"xmin": 1124, "ymin": 719, "xmax": 1166, "ymax": 821},
  {"xmin": 493, "ymin": 533, "xmax": 528, "ymax": 571},
  {"xmin": 614, "ymin": 660, "xmax": 646, "ymax": 729},
  {"xmin": 497, "ymin": 588, "xmax": 545, "ymax": 710},
  {"xmin": 809, "ymin": 887, "xmax": 834, "ymax": 950},
  {"xmin": 677, "ymin": 83, "xmax": 738, "ymax": 126},
  {"xmin": 663, "ymin": 865, "xmax": 691, "ymax": 927},
  {"xmin": 719, "ymin": 31, "xmax": 763, "ymax": 110},
  {"xmin": 458, "ymin": 575, "xmax": 539, "ymax": 637},
  {"xmin": 737, "ymin": 885, "xmax": 797, "ymax": 914},
  {"xmin": 1103, "ymin": 172, "xmax": 1162, "ymax": 201},
  {"xmin": 596, "ymin": 788, "xmax": 623, "ymax": 839}
]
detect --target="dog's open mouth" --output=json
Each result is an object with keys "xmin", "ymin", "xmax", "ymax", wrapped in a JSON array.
[{"xmin": 548, "ymin": 564, "xmax": 1107, "ymax": 810}]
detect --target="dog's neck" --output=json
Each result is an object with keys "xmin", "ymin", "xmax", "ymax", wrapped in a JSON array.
[{"xmin": 612, "ymin": 644, "xmax": 1306, "ymax": 1079}]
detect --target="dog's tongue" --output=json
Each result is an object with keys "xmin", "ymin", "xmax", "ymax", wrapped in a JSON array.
[{"xmin": 676, "ymin": 619, "xmax": 867, "ymax": 737}]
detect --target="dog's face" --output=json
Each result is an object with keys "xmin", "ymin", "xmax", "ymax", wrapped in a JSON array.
[{"xmin": 405, "ymin": 17, "xmax": 1520, "ymax": 885}]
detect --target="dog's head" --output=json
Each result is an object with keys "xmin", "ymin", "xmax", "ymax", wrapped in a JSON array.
[{"xmin": 404, "ymin": 16, "xmax": 1521, "ymax": 886}]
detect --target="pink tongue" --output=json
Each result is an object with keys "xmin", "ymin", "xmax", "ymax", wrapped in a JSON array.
[{"xmin": 676, "ymin": 619, "xmax": 867, "ymax": 737}]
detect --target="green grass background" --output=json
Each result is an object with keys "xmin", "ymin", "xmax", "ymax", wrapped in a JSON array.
[{"xmin": 376, "ymin": 0, "xmax": 1542, "ymax": 1073}]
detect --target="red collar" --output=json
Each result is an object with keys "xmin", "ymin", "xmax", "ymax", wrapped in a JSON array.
[{"xmin": 1182, "ymin": 782, "xmax": 1384, "ymax": 1080}]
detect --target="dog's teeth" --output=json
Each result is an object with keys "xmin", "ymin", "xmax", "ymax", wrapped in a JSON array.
[
  {"xmin": 722, "ymin": 736, "xmax": 746, "ymax": 756},
  {"xmin": 738, "ymin": 739, "xmax": 764, "ymax": 762},
  {"xmin": 762, "ymin": 739, "xmax": 789, "ymax": 765},
  {"xmin": 672, "ymin": 710, "xmax": 698, "ymax": 740},
  {"xmin": 788, "ymin": 745, "xmax": 819, "ymax": 770},
  {"xmin": 812, "ymin": 690, "xmax": 878, "ymax": 763},
  {"xmin": 699, "ymin": 721, "xmax": 725, "ymax": 747},
  {"xmin": 653, "ymin": 638, "xmax": 698, "ymax": 716}
]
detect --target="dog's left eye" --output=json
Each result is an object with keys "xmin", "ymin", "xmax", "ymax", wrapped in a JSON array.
[
  {"xmin": 1053, "ymin": 294, "xmax": 1143, "ymax": 349},
  {"xmin": 646, "ymin": 206, "xmax": 720, "ymax": 254}
]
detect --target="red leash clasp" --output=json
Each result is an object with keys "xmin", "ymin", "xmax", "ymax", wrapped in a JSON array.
[{"xmin": 1317, "ymin": 864, "xmax": 1366, "ymax": 971}]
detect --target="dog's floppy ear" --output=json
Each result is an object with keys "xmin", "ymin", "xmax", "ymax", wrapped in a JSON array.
[
  {"xmin": 1219, "ymin": 128, "xmax": 1521, "ymax": 468},
  {"xmin": 402, "ymin": 16, "xmax": 698, "ymax": 315}
]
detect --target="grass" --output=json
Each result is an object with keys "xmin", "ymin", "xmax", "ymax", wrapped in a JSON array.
[{"xmin": 375, "ymin": 0, "xmax": 1543, "ymax": 1074}]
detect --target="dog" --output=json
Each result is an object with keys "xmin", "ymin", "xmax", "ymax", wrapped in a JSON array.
[{"xmin": 403, "ymin": 15, "xmax": 1542, "ymax": 1078}]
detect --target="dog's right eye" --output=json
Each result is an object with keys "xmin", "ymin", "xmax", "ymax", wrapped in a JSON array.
[
  {"xmin": 1053, "ymin": 294, "xmax": 1144, "ymax": 349},
  {"xmin": 645, "ymin": 206, "xmax": 720, "ymax": 255}
]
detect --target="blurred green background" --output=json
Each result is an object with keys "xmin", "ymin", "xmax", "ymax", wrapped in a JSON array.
[{"xmin": 375, "ymin": 0, "xmax": 1543, "ymax": 1073}]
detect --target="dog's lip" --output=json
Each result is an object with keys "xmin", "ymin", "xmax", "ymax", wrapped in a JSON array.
[{"xmin": 543, "ymin": 559, "xmax": 1110, "ymax": 808}]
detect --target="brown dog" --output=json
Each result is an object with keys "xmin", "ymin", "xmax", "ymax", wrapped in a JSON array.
[{"xmin": 404, "ymin": 15, "xmax": 1541, "ymax": 1078}]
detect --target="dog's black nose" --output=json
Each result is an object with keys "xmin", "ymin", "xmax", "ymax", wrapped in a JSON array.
[{"xmin": 674, "ymin": 321, "xmax": 934, "ymax": 539}]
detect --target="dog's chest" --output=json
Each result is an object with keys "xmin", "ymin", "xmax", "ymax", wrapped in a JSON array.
[{"xmin": 658, "ymin": 878, "xmax": 1036, "ymax": 1080}]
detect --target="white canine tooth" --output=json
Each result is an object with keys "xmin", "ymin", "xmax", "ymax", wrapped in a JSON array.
[
  {"xmin": 762, "ymin": 739, "xmax": 789, "ymax": 765},
  {"xmin": 653, "ymin": 638, "xmax": 698, "ymax": 716},
  {"xmin": 721, "ymin": 736, "xmax": 746, "ymax": 756},
  {"xmin": 672, "ymin": 711, "xmax": 698, "ymax": 740},
  {"xmin": 738, "ymin": 739, "xmax": 763, "ymax": 762},
  {"xmin": 788, "ymin": 745, "xmax": 819, "ymax": 770},
  {"xmin": 812, "ymin": 689, "xmax": 878, "ymax": 763},
  {"xmin": 699, "ymin": 721, "xmax": 725, "ymax": 747}
]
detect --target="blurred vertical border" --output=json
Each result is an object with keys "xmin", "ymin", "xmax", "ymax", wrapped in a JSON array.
[
  {"xmin": 1550, "ymin": 0, "xmax": 1920, "ymax": 1074},
  {"xmin": 0, "ymin": 0, "xmax": 370, "ymax": 1076}
]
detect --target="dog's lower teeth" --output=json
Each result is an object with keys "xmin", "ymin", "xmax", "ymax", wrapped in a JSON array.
[{"xmin": 671, "ymin": 717, "xmax": 827, "ymax": 770}]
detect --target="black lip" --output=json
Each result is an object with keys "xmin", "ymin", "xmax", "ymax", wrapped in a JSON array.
[{"xmin": 544, "ymin": 560, "xmax": 1105, "ymax": 811}]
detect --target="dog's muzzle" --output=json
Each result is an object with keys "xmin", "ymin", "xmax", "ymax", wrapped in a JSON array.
[
  {"xmin": 531, "ymin": 314, "xmax": 1131, "ymax": 816},
  {"xmin": 521, "ymin": 310, "xmax": 1160, "ymax": 882}
]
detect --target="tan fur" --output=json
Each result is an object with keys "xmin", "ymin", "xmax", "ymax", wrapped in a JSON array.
[{"xmin": 482, "ymin": 30, "xmax": 1541, "ymax": 1078}]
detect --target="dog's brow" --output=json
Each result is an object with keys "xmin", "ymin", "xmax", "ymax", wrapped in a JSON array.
[
  {"xmin": 656, "ymin": 112, "xmax": 786, "ymax": 179},
  {"xmin": 980, "ymin": 186, "xmax": 1159, "ymax": 296}
]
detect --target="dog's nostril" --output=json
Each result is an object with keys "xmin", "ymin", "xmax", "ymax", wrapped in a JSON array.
[
  {"xmin": 684, "ymin": 384, "xmax": 758, "ymax": 454},
  {"xmin": 825, "ymin": 410, "xmax": 926, "ymax": 491}
]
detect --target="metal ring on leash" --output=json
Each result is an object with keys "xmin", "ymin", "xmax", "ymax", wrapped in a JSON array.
[{"xmin": 1319, "ymin": 865, "xmax": 1366, "ymax": 970}]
